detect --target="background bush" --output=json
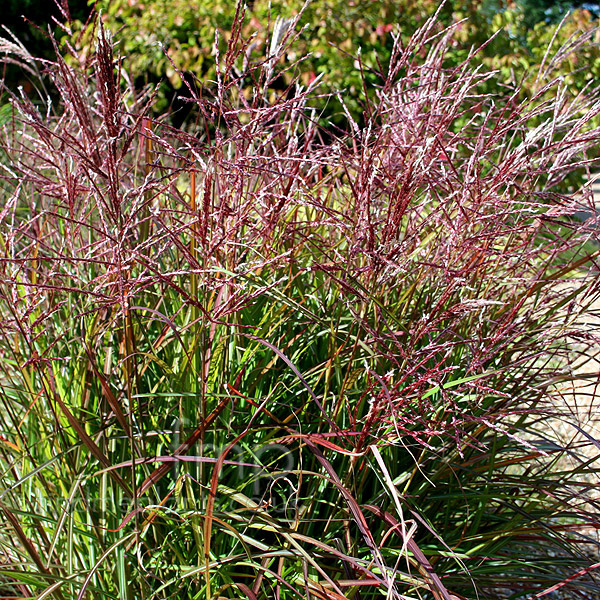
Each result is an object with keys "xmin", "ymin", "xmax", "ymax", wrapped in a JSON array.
[{"xmin": 67, "ymin": 0, "xmax": 600, "ymax": 129}]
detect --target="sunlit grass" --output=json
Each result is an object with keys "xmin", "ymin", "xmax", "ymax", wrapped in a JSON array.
[{"xmin": 0, "ymin": 5, "xmax": 599, "ymax": 600}]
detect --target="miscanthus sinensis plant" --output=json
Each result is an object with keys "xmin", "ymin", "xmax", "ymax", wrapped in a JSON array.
[{"xmin": 0, "ymin": 5, "xmax": 599, "ymax": 599}]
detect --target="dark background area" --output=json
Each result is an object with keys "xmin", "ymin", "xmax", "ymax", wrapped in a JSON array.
[
  {"xmin": 4, "ymin": 0, "xmax": 598, "ymax": 57},
  {"xmin": 5, "ymin": 0, "xmax": 91, "ymax": 43},
  {"xmin": 2, "ymin": 1, "xmax": 91, "ymax": 94}
]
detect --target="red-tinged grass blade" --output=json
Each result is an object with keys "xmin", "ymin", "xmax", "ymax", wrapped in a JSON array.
[
  {"xmin": 569, "ymin": 423, "xmax": 600, "ymax": 451},
  {"xmin": 301, "ymin": 439, "xmax": 395, "ymax": 591},
  {"xmin": 84, "ymin": 343, "xmax": 131, "ymax": 437},
  {"xmin": 1, "ymin": 505, "xmax": 52, "ymax": 585},
  {"xmin": 75, "ymin": 533, "xmax": 137, "ymax": 600},
  {"xmin": 203, "ymin": 396, "xmax": 273, "ymax": 599},
  {"xmin": 239, "ymin": 332, "xmax": 339, "ymax": 431},
  {"xmin": 528, "ymin": 562, "xmax": 600, "ymax": 599},
  {"xmin": 136, "ymin": 393, "xmax": 232, "ymax": 497},
  {"xmin": 363, "ymin": 504, "xmax": 454, "ymax": 600},
  {"xmin": 235, "ymin": 582, "xmax": 259, "ymax": 600},
  {"xmin": 43, "ymin": 368, "xmax": 133, "ymax": 498},
  {"xmin": 303, "ymin": 585, "xmax": 350, "ymax": 600}
]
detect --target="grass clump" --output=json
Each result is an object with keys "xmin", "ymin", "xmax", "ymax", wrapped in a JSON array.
[{"xmin": 0, "ymin": 5, "xmax": 599, "ymax": 599}]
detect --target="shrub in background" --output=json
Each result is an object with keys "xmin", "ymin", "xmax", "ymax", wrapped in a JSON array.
[
  {"xmin": 68, "ymin": 0, "xmax": 600, "ymax": 132},
  {"xmin": 0, "ymin": 4, "xmax": 599, "ymax": 599}
]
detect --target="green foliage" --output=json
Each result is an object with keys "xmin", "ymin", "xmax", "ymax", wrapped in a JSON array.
[
  {"xmin": 71, "ymin": 0, "xmax": 600, "ymax": 130},
  {"xmin": 517, "ymin": 0, "xmax": 598, "ymax": 28}
]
